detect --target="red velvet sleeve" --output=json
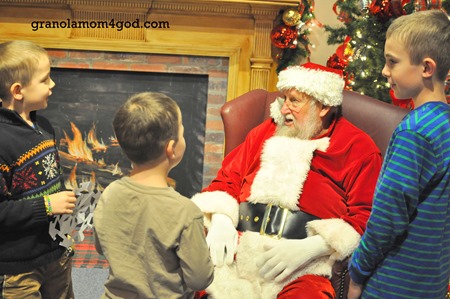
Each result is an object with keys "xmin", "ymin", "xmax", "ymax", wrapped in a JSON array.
[{"xmin": 342, "ymin": 152, "xmax": 382, "ymax": 235}]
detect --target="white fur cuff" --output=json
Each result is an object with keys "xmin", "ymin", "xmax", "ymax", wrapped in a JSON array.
[
  {"xmin": 307, "ymin": 218, "xmax": 361, "ymax": 261},
  {"xmin": 191, "ymin": 191, "xmax": 239, "ymax": 227}
]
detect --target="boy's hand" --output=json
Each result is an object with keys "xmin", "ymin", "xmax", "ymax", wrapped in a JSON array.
[
  {"xmin": 348, "ymin": 278, "xmax": 363, "ymax": 299},
  {"xmin": 48, "ymin": 191, "xmax": 76, "ymax": 215}
]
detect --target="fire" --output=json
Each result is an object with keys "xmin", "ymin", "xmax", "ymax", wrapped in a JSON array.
[
  {"xmin": 87, "ymin": 123, "xmax": 108, "ymax": 152},
  {"xmin": 63, "ymin": 122, "xmax": 94, "ymax": 162},
  {"xmin": 65, "ymin": 163, "xmax": 78, "ymax": 190},
  {"xmin": 61, "ymin": 121, "xmax": 121, "ymax": 191}
]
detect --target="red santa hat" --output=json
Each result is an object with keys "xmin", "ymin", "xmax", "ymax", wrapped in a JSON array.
[{"xmin": 276, "ymin": 62, "xmax": 345, "ymax": 107}]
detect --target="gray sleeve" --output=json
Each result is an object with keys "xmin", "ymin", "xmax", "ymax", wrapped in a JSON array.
[{"xmin": 177, "ymin": 215, "xmax": 214, "ymax": 291}]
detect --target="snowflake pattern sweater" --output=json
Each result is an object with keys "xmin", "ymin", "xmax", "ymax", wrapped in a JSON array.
[{"xmin": 0, "ymin": 108, "xmax": 65, "ymax": 275}]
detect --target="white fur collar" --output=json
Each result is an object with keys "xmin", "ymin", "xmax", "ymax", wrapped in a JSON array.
[{"xmin": 247, "ymin": 136, "xmax": 329, "ymax": 210}]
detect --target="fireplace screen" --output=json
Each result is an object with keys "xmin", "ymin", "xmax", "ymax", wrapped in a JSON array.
[{"xmin": 41, "ymin": 68, "xmax": 208, "ymax": 198}]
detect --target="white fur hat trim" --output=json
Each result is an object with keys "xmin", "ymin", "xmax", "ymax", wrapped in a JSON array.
[{"xmin": 276, "ymin": 62, "xmax": 345, "ymax": 107}]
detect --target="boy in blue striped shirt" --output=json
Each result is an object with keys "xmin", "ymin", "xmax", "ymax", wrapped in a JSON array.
[{"xmin": 348, "ymin": 10, "xmax": 450, "ymax": 299}]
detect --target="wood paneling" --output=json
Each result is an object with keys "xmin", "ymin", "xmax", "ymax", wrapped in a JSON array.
[{"xmin": 0, "ymin": 0, "xmax": 298, "ymax": 99}]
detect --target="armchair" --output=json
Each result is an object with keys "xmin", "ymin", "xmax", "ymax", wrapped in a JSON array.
[
  {"xmin": 221, "ymin": 89, "xmax": 408, "ymax": 157},
  {"xmin": 219, "ymin": 89, "xmax": 409, "ymax": 299}
]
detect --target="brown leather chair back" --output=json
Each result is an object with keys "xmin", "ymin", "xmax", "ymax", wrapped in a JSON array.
[
  {"xmin": 220, "ymin": 89, "xmax": 409, "ymax": 299},
  {"xmin": 221, "ymin": 89, "xmax": 409, "ymax": 157}
]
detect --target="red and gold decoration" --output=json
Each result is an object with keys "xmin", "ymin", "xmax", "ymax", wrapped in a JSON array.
[
  {"xmin": 325, "ymin": 0, "xmax": 448, "ymax": 106},
  {"xmin": 282, "ymin": 8, "xmax": 302, "ymax": 26},
  {"xmin": 327, "ymin": 36, "xmax": 354, "ymax": 89},
  {"xmin": 270, "ymin": 24, "xmax": 299, "ymax": 49},
  {"xmin": 391, "ymin": 0, "xmax": 409, "ymax": 16},
  {"xmin": 271, "ymin": 1, "xmax": 319, "ymax": 73}
]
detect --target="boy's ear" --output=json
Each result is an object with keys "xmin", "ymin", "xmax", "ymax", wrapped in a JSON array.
[
  {"xmin": 166, "ymin": 139, "xmax": 176, "ymax": 159},
  {"xmin": 10, "ymin": 83, "xmax": 24, "ymax": 101},
  {"xmin": 422, "ymin": 58, "xmax": 436, "ymax": 79}
]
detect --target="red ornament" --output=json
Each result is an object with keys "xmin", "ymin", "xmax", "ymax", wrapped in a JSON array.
[
  {"xmin": 327, "ymin": 53, "xmax": 347, "ymax": 70},
  {"xmin": 327, "ymin": 53, "xmax": 354, "ymax": 89},
  {"xmin": 270, "ymin": 24, "xmax": 298, "ymax": 49},
  {"xmin": 391, "ymin": 0, "xmax": 408, "ymax": 17},
  {"xmin": 333, "ymin": 0, "xmax": 351, "ymax": 23},
  {"xmin": 368, "ymin": 0, "xmax": 393, "ymax": 22}
]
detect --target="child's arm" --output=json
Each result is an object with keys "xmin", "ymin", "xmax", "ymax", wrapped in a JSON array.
[
  {"xmin": 0, "ymin": 191, "xmax": 76, "ymax": 233},
  {"xmin": 0, "ymin": 195, "xmax": 48, "ymax": 232},
  {"xmin": 177, "ymin": 214, "xmax": 214, "ymax": 291},
  {"xmin": 46, "ymin": 191, "xmax": 76, "ymax": 215}
]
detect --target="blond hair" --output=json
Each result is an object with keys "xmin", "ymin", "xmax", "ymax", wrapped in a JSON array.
[
  {"xmin": 0, "ymin": 40, "xmax": 48, "ymax": 101},
  {"xmin": 386, "ymin": 10, "xmax": 450, "ymax": 81}
]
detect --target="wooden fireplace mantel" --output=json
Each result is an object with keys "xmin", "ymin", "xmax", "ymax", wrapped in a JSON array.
[{"xmin": 0, "ymin": 0, "xmax": 298, "ymax": 99}]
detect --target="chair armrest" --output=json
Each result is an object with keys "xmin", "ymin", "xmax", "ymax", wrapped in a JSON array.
[{"xmin": 331, "ymin": 257, "xmax": 350, "ymax": 299}]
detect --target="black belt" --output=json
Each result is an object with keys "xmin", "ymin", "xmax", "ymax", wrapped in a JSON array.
[{"xmin": 237, "ymin": 202, "xmax": 319, "ymax": 239}]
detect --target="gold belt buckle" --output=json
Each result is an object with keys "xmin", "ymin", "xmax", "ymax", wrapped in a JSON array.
[{"xmin": 259, "ymin": 204, "xmax": 289, "ymax": 239}]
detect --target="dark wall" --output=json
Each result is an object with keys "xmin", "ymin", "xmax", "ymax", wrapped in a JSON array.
[{"xmin": 41, "ymin": 68, "xmax": 208, "ymax": 197}]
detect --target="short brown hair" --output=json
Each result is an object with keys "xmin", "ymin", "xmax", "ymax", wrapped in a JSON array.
[
  {"xmin": 386, "ymin": 10, "xmax": 450, "ymax": 81},
  {"xmin": 113, "ymin": 92, "xmax": 180, "ymax": 164},
  {"xmin": 0, "ymin": 40, "xmax": 48, "ymax": 101}
]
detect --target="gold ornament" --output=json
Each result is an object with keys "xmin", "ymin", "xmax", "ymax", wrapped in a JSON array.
[
  {"xmin": 344, "ymin": 42, "xmax": 354, "ymax": 58},
  {"xmin": 282, "ymin": 8, "xmax": 301, "ymax": 27}
]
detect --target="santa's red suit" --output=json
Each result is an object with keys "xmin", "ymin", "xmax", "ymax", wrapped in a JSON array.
[{"xmin": 192, "ymin": 113, "xmax": 382, "ymax": 298}]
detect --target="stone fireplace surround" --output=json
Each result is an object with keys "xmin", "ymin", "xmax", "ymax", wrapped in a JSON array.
[{"xmin": 0, "ymin": 0, "xmax": 299, "ymax": 188}]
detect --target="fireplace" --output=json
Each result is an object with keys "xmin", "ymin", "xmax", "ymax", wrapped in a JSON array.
[
  {"xmin": 44, "ymin": 49, "xmax": 229, "ymax": 195},
  {"xmin": 0, "ymin": 1, "xmax": 294, "ymax": 192}
]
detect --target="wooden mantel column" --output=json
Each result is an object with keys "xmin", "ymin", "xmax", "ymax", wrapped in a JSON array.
[{"xmin": 249, "ymin": 8, "xmax": 278, "ymax": 90}]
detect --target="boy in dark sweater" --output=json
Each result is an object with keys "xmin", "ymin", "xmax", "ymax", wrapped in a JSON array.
[{"xmin": 0, "ymin": 40, "xmax": 77, "ymax": 298}]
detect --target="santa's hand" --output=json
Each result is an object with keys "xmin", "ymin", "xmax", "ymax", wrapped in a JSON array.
[
  {"xmin": 206, "ymin": 213, "xmax": 238, "ymax": 267},
  {"xmin": 256, "ymin": 235, "xmax": 332, "ymax": 282}
]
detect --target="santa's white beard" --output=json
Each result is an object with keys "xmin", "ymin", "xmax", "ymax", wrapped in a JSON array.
[{"xmin": 276, "ymin": 110, "xmax": 323, "ymax": 140}]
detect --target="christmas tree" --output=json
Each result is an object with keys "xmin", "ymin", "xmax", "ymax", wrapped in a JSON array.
[
  {"xmin": 270, "ymin": 1, "xmax": 318, "ymax": 73},
  {"xmin": 270, "ymin": 1, "xmax": 449, "ymax": 105},
  {"xmin": 324, "ymin": 0, "xmax": 450, "ymax": 104}
]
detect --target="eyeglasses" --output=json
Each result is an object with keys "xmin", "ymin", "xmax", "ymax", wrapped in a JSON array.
[{"xmin": 278, "ymin": 95, "xmax": 310, "ymax": 112}]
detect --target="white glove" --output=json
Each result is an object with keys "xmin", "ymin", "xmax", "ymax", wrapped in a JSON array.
[
  {"xmin": 206, "ymin": 213, "xmax": 238, "ymax": 267},
  {"xmin": 256, "ymin": 235, "xmax": 332, "ymax": 282}
]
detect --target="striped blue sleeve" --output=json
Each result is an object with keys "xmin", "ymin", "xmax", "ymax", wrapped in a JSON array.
[{"xmin": 349, "ymin": 128, "xmax": 436, "ymax": 284}]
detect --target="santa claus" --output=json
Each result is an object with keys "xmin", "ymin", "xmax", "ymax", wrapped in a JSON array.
[{"xmin": 192, "ymin": 63, "xmax": 382, "ymax": 298}]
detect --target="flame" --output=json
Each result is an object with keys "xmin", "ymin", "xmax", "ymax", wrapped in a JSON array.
[
  {"xmin": 97, "ymin": 158, "xmax": 106, "ymax": 167},
  {"xmin": 109, "ymin": 136, "xmax": 119, "ymax": 147},
  {"xmin": 63, "ymin": 122, "xmax": 94, "ymax": 162},
  {"xmin": 87, "ymin": 123, "xmax": 108, "ymax": 152},
  {"xmin": 98, "ymin": 162, "xmax": 123, "ymax": 176},
  {"xmin": 65, "ymin": 166, "xmax": 101, "ymax": 191},
  {"xmin": 65, "ymin": 163, "xmax": 78, "ymax": 190}
]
